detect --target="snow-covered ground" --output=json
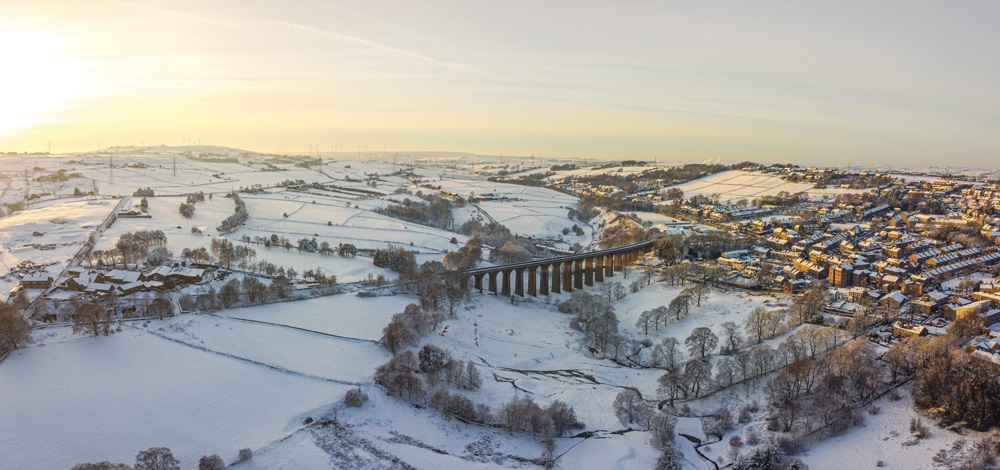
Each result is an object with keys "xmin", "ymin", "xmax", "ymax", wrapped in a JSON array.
[
  {"xmin": 0, "ymin": 198, "xmax": 118, "ymax": 293},
  {"xmin": 0, "ymin": 147, "xmax": 979, "ymax": 469},
  {"xmin": 803, "ymin": 386, "xmax": 969, "ymax": 470},
  {"xmin": 664, "ymin": 170, "xmax": 815, "ymax": 204},
  {"xmin": 0, "ymin": 326, "xmax": 348, "ymax": 469}
]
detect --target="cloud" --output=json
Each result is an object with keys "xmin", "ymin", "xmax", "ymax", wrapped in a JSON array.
[{"xmin": 251, "ymin": 19, "xmax": 482, "ymax": 75}]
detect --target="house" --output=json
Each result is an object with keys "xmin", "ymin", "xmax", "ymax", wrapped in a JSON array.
[
  {"xmin": 847, "ymin": 286, "xmax": 868, "ymax": 303},
  {"xmin": 881, "ymin": 291, "xmax": 907, "ymax": 310},
  {"xmin": 910, "ymin": 299, "xmax": 938, "ymax": 317},
  {"xmin": 116, "ymin": 281, "xmax": 145, "ymax": 296},
  {"xmin": 144, "ymin": 266, "xmax": 172, "ymax": 282},
  {"xmin": 165, "ymin": 266, "xmax": 205, "ymax": 284},
  {"xmin": 975, "ymin": 338, "xmax": 1000, "ymax": 354},
  {"xmin": 893, "ymin": 321, "xmax": 928, "ymax": 338},
  {"xmin": 84, "ymin": 282, "xmax": 115, "ymax": 294},
  {"xmin": 781, "ymin": 278, "xmax": 808, "ymax": 293},
  {"xmin": 99, "ymin": 270, "xmax": 143, "ymax": 285},
  {"xmin": 65, "ymin": 272, "xmax": 100, "ymax": 291},
  {"xmin": 21, "ymin": 274, "xmax": 52, "ymax": 289},
  {"xmin": 881, "ymin": 275, "xmax": 901, "ymax": 291},
  {"xmin": 955, "ymin": 300, "xmax": 991, "ymax": 321}
]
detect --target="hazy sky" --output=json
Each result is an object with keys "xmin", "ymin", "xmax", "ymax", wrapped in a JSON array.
[{"xmin": 2, "ymin": 1, "xmax": 998, "ymax": 167}]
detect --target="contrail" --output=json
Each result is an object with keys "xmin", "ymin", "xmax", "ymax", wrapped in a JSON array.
[{"xmin": 252, "ymin": 19, "xmax": 483, "ymax": 75}]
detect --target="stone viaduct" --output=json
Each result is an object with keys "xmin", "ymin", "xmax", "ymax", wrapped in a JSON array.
[{"xmin": 465, "ymin": 240, "xmax": 655, "ymax": 297}]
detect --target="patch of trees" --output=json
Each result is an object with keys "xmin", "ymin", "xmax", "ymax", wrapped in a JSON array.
[
  {"xmin": 373, "ymin": 343, "xmax": 524, "ymax": 431},
  {"xmin": 178, "ymin": 202, "xmax": 195, "ymax": 218},
  {"xmin": 216, "ymin": 192, "xmax": 248, "ymax": 234},
  {"xmin": 133, "ymin": 187, "xmax": 155, "ymax": 197},
  {"xmin": 34, "ymin": 168, "xmax": 83, "ymax": 183},
  {"xmin": 375, "ymin": 195, "xmax": 454, "ymax": 230},
  {"xmin": 598, "ymin": 214, "xmax": 650, "ymax": 249},
  {"xmin": 498, "ymin": 395, "xmax": 584, "ymax": 437},
  {"xmin": 489, "ymin": 241, "xmax": 534, "ymax": 264},
  {"xmin": 762, "ymin": 338, "xmax": 891, "ymax": 449},
  {"xmin": 569, "ymin": 197, "xmax": 602, "ymax": 222},
  {"xmin": 652, "ymin": 324, "xmax": 850, "ymax": 407},
  {"xmin": 0, "ymin": 303, "xmax": 32, "ymax": 356},
  {"xmin": 146, "ymin": 246, "xmax": 173, "ymax": 265},
  {"xmin": 731, "ymin": 443, "xmax": 807, "ymax": 470},
  {"xmin": 443, "ymin": 238, "xmax": 482, "ymax": 271},
  {"xmin": 247, "ymin": 268, "xmax": 329, "ymax": 299},
  {"xmin": 612, "ymin": 388, "xmax": 676, "ymax": 442},
  {"xmin": 559, "ymin": 291, "xmax": 622, "ymax": 360},
  {"xmin": 887, "ymin": 333, "xmax": 1000, "ymax": 431},
  {"xmin": 457, "ymin": 219, "xmax": 515, "ymax": 247},
  {"xmin": 90, "ymin": 230, "xmax": 169, "ymax": 268},
  {"xmin": 373, "ymin": 245, "xmax": 417, "ymax": 275},
  {"xmin": 276, "ymin": 178, "xmax": 306, "ymax": 187},
  {"xmin": 72, "ymin": 303, "xmax": 113, "ymax": 336},
  {"xmin": 241, "ymin": 277, "xmax": 268, "ymax": 304},
  {"xmin": 566, "ymin": 163, "xmax": 731, "ymax": 199},
  {"xmin": 74, "ymin": 445, "xmax": 252, "ymax": 470},
  {"xmin": 177, "ymin": 202, "xmax": 194, "ymax": 219},
  {"xmin": 381, "ymin": 303, "xmax": 445, "ymax": 354},
  {"xmin": 489, "ymin": 171, "xmax": 555, "ymax": 187},
  {"xmin": 750, "ymin": 190, "xmax": 809, "ymax": 208},
  {"xmin": 185, "ymin": 191, "xmax": 205, "ymax": 204},
  {"xmin": 634, "ymin": 291, "xmax": 694, "ymax": 334},
  {"xmin": 210, "ymin": 238, "xmax": 256, "ymax": 269},
  {"xmin": 337, "ymin": 243, "xmax": 357, "ymax": 257},
  {"xmin": 147, "ymin": 296, "xmax": 172, "ymax": 320},
  {"xmin": 179, "ymin": 247, "xmax": 212, "ymax": 264},
  {"xmin": 343, "ymin": 387, "xmax": 369, "ymax": 407}
]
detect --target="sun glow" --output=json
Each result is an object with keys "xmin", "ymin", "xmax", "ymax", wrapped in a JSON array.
[{"xmin": 0, "ymin": 29, "xmax": 85, "ymax": 137}]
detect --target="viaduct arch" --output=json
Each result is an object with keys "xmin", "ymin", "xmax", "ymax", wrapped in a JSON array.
[{"xmin": 465, "ymin": 240, "xmax": 655, "ymax": 297}]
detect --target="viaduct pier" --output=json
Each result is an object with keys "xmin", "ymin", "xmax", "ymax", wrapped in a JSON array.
[{"xmin": 465, "ymin": 240, "xmax": 655, "ymax": 297}]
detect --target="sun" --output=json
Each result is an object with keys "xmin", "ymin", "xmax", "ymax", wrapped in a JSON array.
[{"xmin": 0, "ymin": 28, "xmax": 84, "ymax": 137}]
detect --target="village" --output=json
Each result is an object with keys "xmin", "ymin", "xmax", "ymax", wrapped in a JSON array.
[{"xmin": 702, "ymin": 174, "xmax": 1000, "ymax": 362}]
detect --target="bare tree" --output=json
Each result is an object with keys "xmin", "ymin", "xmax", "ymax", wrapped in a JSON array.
[
  {"xmin": 651, "ymin": 337, "xmax": 683, "ymax": 372},
  {"xmin": 684, "ymin": 359, "xmax": 713, "ymax": 397},
  {"xmin": 197, "ymin": 454, "xmax": 225, "ymax": 470},
  {"xmin": 600, "ymin": 282, "xmax": 620, "ymax": 302},
  {"xmin": 669, "ymin": 294, "xmax": 690, "ymax": 321},
  {"xmin": 546, "ymin": 400, "xmax": 584, "ymax": 436},
  {"xmin": 720, "ymin": 321, "xmax": 742, "ymax": 354},
  {"xmin": 613, "ymin": 388, "xmax": 652, "ymax": 427},
  {"xmin": 73, "ymin": 303, "xmax": 112, "ymax": 337},
  {"xmin": 147, "ymin": 294, "xmax": 172, "ymax": 320},
  {"xmin": 72, "ymin": 462, "xmax": 131, "ymax": 470},
  {"xmin": 744, "ymin": 306, "xmax": 768, "ymax": 344},
  {"xmin": 382, "ymin": 317, "xmax": 418, "ymax": 355},
  {"xmin": 685, "ymin": 326, "xmax": 718, "ymax": 358},
  {"xmin": 658, "ymin": 371, "xmax": 687, "ymax": 406},
  {"xmin": 687, "ymin": 283, "xmax": 710, "ymax": 307},
  {"xmin": 0, "ymin": 303, "xmax": 32, "ymax": 355},
  {"xmin": 219, "ymin": 279, "xmax": 240, "ymax": 308},
  {"xmin": 763, "ymin": 310, "xmax": 785, "ymax": 339},
  {"xmin": 135, "ymin": 447, "xmax": 179, "ymax": 470}
]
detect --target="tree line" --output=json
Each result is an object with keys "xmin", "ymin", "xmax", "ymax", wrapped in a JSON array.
[{"xmin": 216, "ymin": 192, "xmax": 248, "ymax": 234}]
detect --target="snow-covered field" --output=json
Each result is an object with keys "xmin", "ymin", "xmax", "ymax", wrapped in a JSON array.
[
  {"xmin": 802, "ymin": 385, "xmax": 968, "ymax": 470},
  {"xmin": 0, "ymin": 326, "xmax": 349, "ymax": 469},
  {"xmin": 0, "ymin": 147, "xmax": 977, "ymax": 469},
  {"xmin": 432, "ymin": 178, "xmax": 592, "ymax": 243},
  {"xmin": 663, "ymin": 170, "xmax": 815, "ymax": 204},
  {"xmin": 0, "ymin": 198, "xmax": 118, "ymax": 293}
]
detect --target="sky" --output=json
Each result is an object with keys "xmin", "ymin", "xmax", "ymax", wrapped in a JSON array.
[{"xmin": 1, "ymin": 0, "xmax": 998, "ymax": 167}]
